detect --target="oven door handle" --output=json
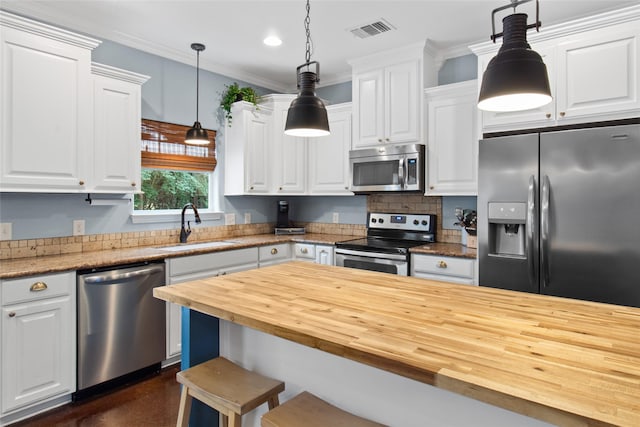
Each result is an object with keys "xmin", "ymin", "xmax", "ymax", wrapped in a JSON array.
[{"xmin": 335, "ymin": 248, "xmax": 407, "ymax": 261}]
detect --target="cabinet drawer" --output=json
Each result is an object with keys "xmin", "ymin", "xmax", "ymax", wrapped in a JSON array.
[
  {"xmin": 293, "ymin": 243, "xmax": 315, "ymax": 260},
  {"xmin": 168, "ymin": 247, "xmax": 258, "ymax": 277},
  {"xmin": 411, "ymin": 255, "xmax": 474, "ymax": 279},
  {"xmin": 2, "ymin": 271, "xmax": 74, "ymax": 305},
  {"xmin": 259, "ymin": 243, "xmax": 291, "ymax": 263}
]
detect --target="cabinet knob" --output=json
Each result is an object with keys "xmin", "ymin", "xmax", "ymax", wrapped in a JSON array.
[
  {"xmin": 430, "ymin": 186, "xmax": 434, "ymax": 190},
  {"xmin": 30, "ymin": 281, "xmax": 48, "ymax": 292},
  {"xmin": 437, "ymin": 260, "xmax": 447, "ymax": 269},
  {"xmin": 378, "ymin": 138, "xmax": 383, "ymax": 143},
  {"xmin": 8, "ymin": 312, "xmax": 16, "ymax": 318},
  {"xmin": 250, "ymin": 186, "xmax": 254, "ymax": 190},
  {"xmin": 131, "ymin": 182, "xmax": 136, "ymax": 187},
  {"xmin": 345, "ymin": 186, "xmax": 348, "ymax": 190},
  {"xmin": 221, "ymin": 271, "xmax": 227, "ymax": 276},
  {"xmin": 559, "ymin": 111, "xmax": 566, "ymax": 117},
  {"xmin": 545, "ymin": 113, "xmax": 551, "ymax": 119},
  {"xmin": 79, "ymin": 180, "xmax": 85, "ymax": 186},
  {"xmin": 385, "ymin": 138, "xmax": 390, "ymax": 142},
  {"xmin": 279, "ymin": 187, "xmax": 283, "ymax": 190},
  {"xmin": 271, "ymin": 248, "xmax": 278, "ymax": 255},
  {"xmin": 301, "ymin": 248, "xmax": 308, "ymax": 254}
]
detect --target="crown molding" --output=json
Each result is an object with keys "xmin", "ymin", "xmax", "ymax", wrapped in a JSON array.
[{"xmin": 91, "ymin": 62, "xmax": 150, "ymax": 85}]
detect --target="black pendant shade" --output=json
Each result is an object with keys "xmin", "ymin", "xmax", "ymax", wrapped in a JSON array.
[
  {"xmin": 478, "ymin": 13, "xmax": 552, "ymax": 112},
  {"xmin": 185, "ymin": 121, "xmax": 209, "ymax": 144},
  {"xmin": 185, "ymin": 43, "xmax": 210, "ymax": 145},
  {"xmin": 284, "ymin": 66, "xmax": 330, "ymax": 137}
]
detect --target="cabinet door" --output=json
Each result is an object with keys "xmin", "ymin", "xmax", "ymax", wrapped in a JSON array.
[
  {"xmin": 480, "ymin": 46, "xmax": 556, "ymax": 132},
  {"xmin": 91, "ymin": 74, "xmax": 141, "ymax": 192},
  {"xmin": 315, "ymin": 245, "xmax": 334, "ymax": 266},
  {"xmin": 2, "ymin": 296, "xmax": 75, "ymax": 413},
  {"xmin": 352, "ymin": 69, "xmax": 384, "ymax": 148},
  {"xmin": 274, "ymin": 110, "xmax": 306, "ymax": 194},
  {"xmin": 385, "ymin": 60, "xmax": 420, "ymax": 144},
  {"xmin": 245, "ymin": 110, "xmax": 271, "ymax": 193},
  {"xmin": 556, "ymin": 23, "xmax": 640, "ymax": 121},
  {"xmin": 166, "ymin": 302, "xmax": 182, "ymax": 358},
  {"xmin": 0, "ymin": 25, "xmax": 93, "ymax": 192},
  {"xmin": 426, "ymin": 84, "xmax": 478, "ymax": 195},
  {"xmin": 308, "ymin": 106, "xmax": 352, "ymax": 195}
]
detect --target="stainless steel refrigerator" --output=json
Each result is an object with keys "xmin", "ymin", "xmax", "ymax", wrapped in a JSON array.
[{"xmin": 478, "ymin": 122, "xmax": 640, "ymax": 308}]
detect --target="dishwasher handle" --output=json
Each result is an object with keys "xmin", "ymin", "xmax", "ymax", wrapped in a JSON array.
[{"xmin": 82, "ymin": 264, "xmax": 165, "ymax": 284}]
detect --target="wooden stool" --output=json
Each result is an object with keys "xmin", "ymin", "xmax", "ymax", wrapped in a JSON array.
[
  {"xmin": 176, "ymin": 357, "xmax": 284, "ymax": 427},
  {"xmin": 261, "ymin": 391, "xmax": 387, "ymax": 427}
]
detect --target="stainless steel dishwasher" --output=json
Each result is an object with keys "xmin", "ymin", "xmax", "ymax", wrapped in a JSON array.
[{"xmin": 76, "ymin": 261, "xmax": 166, "ymax": 396}]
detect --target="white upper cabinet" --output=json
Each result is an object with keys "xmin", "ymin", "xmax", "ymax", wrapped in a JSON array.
[
  {"xmin": 225, "ymin": 97, "xmax": 353, "ymax": 196},
  {"xmin": 267, "ymin": 95, "xmax": 306, "ymax": 194},
  {"xmin": 350, "ymin": 42, "xmax": 434, "ymax": 149},
  {"xmin": 91, "ymin": 63, "xmax": 149, "ymax": 193},
  {"xmin": 0, "ymin": 11, "xmax": 100, "ymax": 192},
  {"xmin": 425, "ymin": 80, "xmax": 479, "ymax": 196},
  {"xmin": 224, "ymin": 102, "xmax": 272, "ymax": 195},
  {"xmin": 471, "ymin": 6, "xmax": 640, "ymax": 132},
  {"xmin": 308, "ymin": 103, "xmax": 353, "ymax": 195}
]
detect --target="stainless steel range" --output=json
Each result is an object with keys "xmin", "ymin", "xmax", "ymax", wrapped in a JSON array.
[{"xmin": 335, "ymin": 212, "xmax": 436, "ymax": 276}]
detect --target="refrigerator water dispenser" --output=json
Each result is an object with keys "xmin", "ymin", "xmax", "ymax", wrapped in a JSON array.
[{"xmin": 488, "ymin": 202, "xmax": 526, "ymax": 257}]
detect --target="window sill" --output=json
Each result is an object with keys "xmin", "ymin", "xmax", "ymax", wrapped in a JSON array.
[{"xmin": 130, "ymin": 210, "xmax": 223, "ymax": 224}]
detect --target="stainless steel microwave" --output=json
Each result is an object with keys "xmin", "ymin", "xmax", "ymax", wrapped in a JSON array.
[{"xmin": 349, "ymin": 144, "xmax": 425, "ymax": 193}]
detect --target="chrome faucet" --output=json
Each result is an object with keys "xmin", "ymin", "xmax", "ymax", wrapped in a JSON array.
[{"xmin": 180, "ymin": 203, "xmax": 202, "ymax": 243}]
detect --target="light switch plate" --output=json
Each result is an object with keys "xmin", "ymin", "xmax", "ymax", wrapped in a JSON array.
[
  {"xmin": 244, "ymin": 212, "xmax": 251, "ymax": 224},
  {"xmin": 332, "ymin": 212, "xmax": 339, "ymax": 223},
  {"xmin": 73, "ymin": 219, "xmax": 85, "ymax": 236},
  {"xmin": 0, "ymin": 223, "xmax": 12, "ymax": 240},
  {"xmin": 225, "ymin": 213, "xmax": 236, "ymax": 225}
]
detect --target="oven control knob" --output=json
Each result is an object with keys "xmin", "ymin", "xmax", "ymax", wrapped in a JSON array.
[
  {"xmin": 378, "ymin": 218, "xmax": 384, "ymax": 224},
  {"xmin": 371, "ymin": 218, "xmax": 377, "ymax": 223},
  {"xmin": 413, "ymin": 220, "xmax": 419, "ymax": 225},
  {"xmin": 421, "ymin": 220, "xmax": 428, "ymax": 226}
]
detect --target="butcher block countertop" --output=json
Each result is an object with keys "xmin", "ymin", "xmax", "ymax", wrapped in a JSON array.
[{"xmin": 154, "ymin": 262, "xmax": 640, "ymax": 427}]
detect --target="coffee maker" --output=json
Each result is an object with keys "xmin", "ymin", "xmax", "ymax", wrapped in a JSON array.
[{"xmin": 274, "ymin": 200, "xmax": 305, "ymax": 235}]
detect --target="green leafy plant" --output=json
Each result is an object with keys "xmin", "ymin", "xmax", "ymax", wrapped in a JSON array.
[{"xmin": 220, "ymin": 82, "xmax": 260, "ymax": 125}]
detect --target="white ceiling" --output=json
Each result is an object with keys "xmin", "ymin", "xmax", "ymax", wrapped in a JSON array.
[{"xmin": 2, "ymin": 0, "xmax": 637, "ymax": 92}]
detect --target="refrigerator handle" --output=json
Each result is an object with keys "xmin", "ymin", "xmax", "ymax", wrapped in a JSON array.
[
  {"xmin": 526, "ymin": 175, "xmax": 536, "ymax": 287},
  {"xmin": 541, "ymin": 175, "xmax": 551, "ymax": 288}
]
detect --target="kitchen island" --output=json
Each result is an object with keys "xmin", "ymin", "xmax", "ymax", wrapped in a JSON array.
[{"xmin": 153, "ymin": 262, "xmax": 640, "ymax": 427}]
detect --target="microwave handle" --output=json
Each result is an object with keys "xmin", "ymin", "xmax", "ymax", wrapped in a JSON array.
[{"xmin": 398, "ymin": 158, "xmax": 405, "ymax": 188}]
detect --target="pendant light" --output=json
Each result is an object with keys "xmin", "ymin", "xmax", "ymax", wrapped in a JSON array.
[
  {"xmin": 477, "ymin": 0, "xmax": 552, "ymax": 112},
  {"xmin": 284, "ymin": 0, "xmax": 330, "ymax": 137},
  {"xmin": 185, "ymin": 43, "xmax": 210, "ymax": 145}
]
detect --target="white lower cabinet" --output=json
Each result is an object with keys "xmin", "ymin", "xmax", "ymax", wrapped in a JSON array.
[
  {"xmin": 258, "ymin": 243, "xmax": 292, "ymax": 268},
  {"xmin": 293, "ymin": 243, "xmax": 335, "ymax": 265},
  {"xmin": 411, "ymin": 254, "xmax": 476, "ymax": 285},
  {"xmin": 165, "ymin": 248, "xmax": 259, "ymax": 358},
  {"xmin": 1, "ymin": 272, "xmax": 76, "ymax": 416}
]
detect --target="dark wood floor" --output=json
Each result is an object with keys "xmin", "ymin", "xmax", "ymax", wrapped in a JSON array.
[{"xmin": 12, "ymin": 365, "xmax": 181, "ymax": 427}]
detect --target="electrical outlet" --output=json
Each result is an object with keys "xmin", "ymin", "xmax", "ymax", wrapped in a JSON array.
[
  {"xmin": 332, "ymin": 212, "xmax": 339, "ymax": 223},
  {"xmin": 0, "ymin": 223, "xmax": 12, "ymax": 240},
  {"xmin": 73, "ymin": 219, "xmax": 85, "ymax": 236},
  {"xmin": 225, "ymin": 213, "xmax": 236, "ymax": 226},
  {"xmin": 244, "ymin": 212, "xmax": 251, "ymax": 224}
]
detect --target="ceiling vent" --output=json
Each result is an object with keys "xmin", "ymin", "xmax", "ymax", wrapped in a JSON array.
[{"xmin": 349, "ymin": 19, "xmax": 395, "ymax": 39}]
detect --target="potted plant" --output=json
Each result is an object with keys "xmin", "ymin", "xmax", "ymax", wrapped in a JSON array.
[
  {"xmin": 220, "ymin": 82, "xmax": 260, "ymax": 125},
  {"xmin": 454, "ymin": 208, "xmax": 477, "ymax": 248}
]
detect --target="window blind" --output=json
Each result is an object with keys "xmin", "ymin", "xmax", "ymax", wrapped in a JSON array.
[{"xmin": 140, "ymin": 119, "xmax": 216, "ymax": 171}]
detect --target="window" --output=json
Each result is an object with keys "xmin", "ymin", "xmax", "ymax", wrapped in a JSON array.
[{"xmin": 134, "ymin": 119, "xmax": 217, "ymax": 214}]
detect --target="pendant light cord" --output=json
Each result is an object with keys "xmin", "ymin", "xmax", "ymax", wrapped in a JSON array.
[
  {"xmin": 304, "ymin": 0, "xmax": 312, "ymax": 64},
  {"xmin": 195, "ymin": 49, "xmax": 200, "ymax": 122}
]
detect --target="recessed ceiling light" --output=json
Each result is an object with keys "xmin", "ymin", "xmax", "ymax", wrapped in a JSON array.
[{"xmin": 263, "ymin": 36, "xmax": 282, "ymax": 47}]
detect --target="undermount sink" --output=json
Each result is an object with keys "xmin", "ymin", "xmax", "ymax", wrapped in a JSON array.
[{"xmin": 158, "ymin": 241, "xmax": 237, "ymax": 252}]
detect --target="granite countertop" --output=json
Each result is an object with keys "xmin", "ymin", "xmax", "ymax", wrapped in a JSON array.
[
  {"xmin": 154, "ymin": 262, "xmax": 640, "ymax": 427},
  {"xmin": 0, "ymin": 233, "xmax": 476, "ymax": 279},
  {"xmin": 411, "ymin": 242, "xmax": 477, "ymax": 259},
  {"xmin": 0, "ymin": 233, "xmax": 357, "ymax": 279}
]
